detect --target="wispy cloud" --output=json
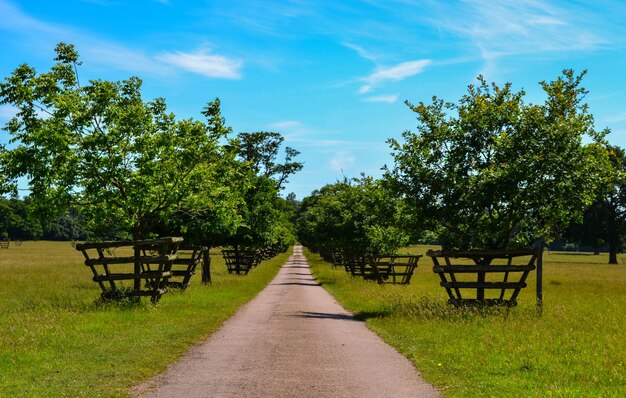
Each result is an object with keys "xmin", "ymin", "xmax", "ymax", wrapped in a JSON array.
[
  {"xmin": 268, "ymin": 119, "xmax": 386, "ymax": 150},
  {"xmin": 424, "ymin": 0, "xmax": 616, "ymax": 76},
  {"xmin": 269, "ymin": 120, "xmax": 303, "ymax": 130},
  {"xmin": 329, "ymin": 151, "xmax": 355, "ymax": 172},
  {"xmin": 356, "ymin": 58, "xmax": 431, "ymax": 94},
  {"xmin": 604, "ymin": 112, "xmax": 626, "ymax": 124},
  {"xmin": 158, "ymin": 50, "xmax": 243, "ymax": 79},
  {"xmin": 365, "ymin": 59, "xmax": 432, "ymax": 85},
  {"xmin": 364, "ymin": 94, "xmax": 399, "ymax": 104},
  {"xmin": 0, "ymin": 0, "xmax": 62, "ymax": 34},
  {"xmin": 342, "ymin": 42, "xmax": 379, "ymax": 62},
  {"xmin": 0, "ymin": 1, "xmax": 242, "ymax": 80}
]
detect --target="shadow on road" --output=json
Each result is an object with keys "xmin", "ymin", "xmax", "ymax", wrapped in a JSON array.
[{"xmin": 290, "ymin": 311, "xmax": 361, "ymax": 321}]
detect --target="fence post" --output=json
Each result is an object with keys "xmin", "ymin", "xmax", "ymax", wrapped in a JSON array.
[{"xmin": 536, "ymin": 237, "xmax": 544, "ymax": 312}]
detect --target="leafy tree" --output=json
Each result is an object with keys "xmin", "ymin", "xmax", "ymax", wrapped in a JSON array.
[
  {"xmin": 566, "ymin": 145, "xmax": 626, "ymax": 264},
  {"xmin": 166, "ymin": 133, "xmax": 299, "ymax": 256},
  {"xmin": 234, "ymin": 131, "xmax": 303, "ymax": 191},
  {"xmin": 228, "ymin": 174, "xmax": 296, "ymax": 251},
  {"xmin": 386, "ymin": 70, "xmax": 610, "ymax": 250},
  {"xmin": 297, "ymin": 177, "xmax": 409, "ymax": 256},
  {"xmin": 0, "ymin": 196, "xmax": 43, "ymax": 240},
  {"xmin": 42, "ymin": 207, "xmax": 88, "ymax": 241},
  {"xmin": 0, "ymin": 43, "xmax": 238, "ymax": 240}
]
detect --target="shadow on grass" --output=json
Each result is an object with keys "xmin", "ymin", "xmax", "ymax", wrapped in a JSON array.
[{"xmin": 351, "ymin": 297, "xmax": 540, "ymax": 322}]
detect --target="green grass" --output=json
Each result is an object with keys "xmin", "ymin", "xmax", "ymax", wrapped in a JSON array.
[
  {"xmin": 0, "ymin": 241, "xmax": 289, "ymax": 398},
  {"xmin": 307, "ymin": 246, "xmax": 626, "ymax": 398}
]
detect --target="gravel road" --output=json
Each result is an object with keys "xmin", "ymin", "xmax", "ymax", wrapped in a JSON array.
[{"xmin": 133, "ymin": 245, "xmax": 441, "ymax": 398}]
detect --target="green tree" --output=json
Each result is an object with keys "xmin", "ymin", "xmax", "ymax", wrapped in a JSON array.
[
  {"xmin": 566, "ymin": 145, "xmax": 626, "ymax": 264},
  {"xmin": 228, "ymin": 174, "xmax": 296, "ymax": 251},
  {"xmin": 297, "ymin": 177, "xmax": 409, "ymax": 256},
  {"xmin": 0, "ymin": 196, "xmax": 43, "ymax": 240},
  {"xmin": 0, "ymin": 43, "xmax": 238, "ymax": 240},
  {"xmin": 234, "ymin": 131, "xmax": 303, "ymax": 191},
  {"xmin": 386, "ymin": 70, "xmax": 610, "ymax": 250}
]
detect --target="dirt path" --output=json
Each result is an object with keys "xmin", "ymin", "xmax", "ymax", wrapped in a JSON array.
[{"xmin": 133, "ymin": 246, "xmax": 441, "ymax": 398}]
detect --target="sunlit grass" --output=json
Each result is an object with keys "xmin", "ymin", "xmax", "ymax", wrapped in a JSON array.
[
  {"xmin": 307, "ymin": 245, "xmax": 626, "ymax": 398},
  {"xmin": 0, "ymin": 241, "xmax": 289, "ymax": 398}
]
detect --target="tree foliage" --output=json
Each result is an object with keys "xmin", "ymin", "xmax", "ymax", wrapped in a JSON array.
[
  {"xmin": 0, "ymin": 196, "xmax": 43, "ymax": 240},
  {"xmin": 297, "ymin": 177, "xmax": 409, "ymax": 256},
  {"xmin": 566, "ymin": 145, "xmax": 626, "ymax": 264},
  {"xmin": 0, "ymin": 43, "xmax": 240, "ymax": 240},
  {"xmin": 386, "ymin": 70, "xmax": 610, "ymax": 250},
  {"xmin": 233, "ymin": 131, "xmax": 303, "ymax": 191}
]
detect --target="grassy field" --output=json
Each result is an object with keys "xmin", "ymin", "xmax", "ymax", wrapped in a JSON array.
[
  {"xmin": 0, "ymin": 241, "xmax": 289, "ymax": 398},
  {"xmin": 306, "ymin": 246, "xmax": 626, "ymax": 398}
]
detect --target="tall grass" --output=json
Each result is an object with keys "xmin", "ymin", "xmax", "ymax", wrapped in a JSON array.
[
  {"xmin": 0, "ymin": 241, "xmax": 289, "ymax": 398},
  {"xmin": 307, "ymin": 246, "xmax": 626, "ymax": 398}
]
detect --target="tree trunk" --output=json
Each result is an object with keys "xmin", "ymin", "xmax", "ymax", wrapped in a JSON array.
[
  {"xmin": 201, "ymin": 244, "xmax": 212, "ymax": 284},
  {"xmin": 608, "ymin": 234, "xmax": 619, "ymax": 264},
  {"xmin": 608, "ymin": 246, "xmax": 618, "ymax": 264}
]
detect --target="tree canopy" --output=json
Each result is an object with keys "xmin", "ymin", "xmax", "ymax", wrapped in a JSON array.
[
  {"xmin": 385, "ymin": 70, "xmax": 610, "ymax": 250},
  {"xmin": 297, "ymin": 177, "xmax": 409, "ymax": 256},
  {"xmin": 566, "ymin": 144, "xmax": 626, "ymax": 263},
  {"xmin": 233, "ymin": 131, "xmax": 303, "ymax": 191},
  {"xmin": 0, "ymin": 43, "xmax": 267, "ymax": 242}
]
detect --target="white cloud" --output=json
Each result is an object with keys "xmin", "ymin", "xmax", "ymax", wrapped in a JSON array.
[
  {"xmin": 366, "ymin": 59, "xmax": 432, "ymax": 85},
  {"xmin": 364, "ymin": 94, "xmax": 399, "ymax": 104},
  {"xmin": 358, "ymin": 85, "xmax": 373, "ymax": 94},
  {"xmin": 158, "ymin": 50, "xmax": 243, "ymax": 79},
  {"xmin": 343, "ymin": 42, "xmax": 379, "ymax": 62},
  {"xmin": 0, "ymin": 0, "xmax": 61, "ymax": 34},
  {"xmin": 329, "ymin": 151, "xmax": 355, "ymax": 172},
  {"xmin": 429, "ymin": 0, "xmax": 609, "ymax": 67},
  {"xmin": 269, "ymin": 120, "xmax": 303, "ymax": 130},
  {"xmin": 0, "ymin": 2, "xmax": 242, "ymax": 80},
  {"xmin": 81, "ymin": 43, "xmax": 170, "ymax": 76},
  {"xmin": 604, "ymin": 111, "xmax": 626, "ymax": 123}
]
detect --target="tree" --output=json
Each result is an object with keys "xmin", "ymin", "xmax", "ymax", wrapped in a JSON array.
[
  {"xmin": 0, "ymin": 196, "xmax": 43, "ymax": 240},
  {"xmin": 566, "ymin": 145, "xmax": 626, "ymax": 264},
  {"xmin": 234, "ymin": 131, "xmax": 303, "ymax": 191},
  {"xmin": 228, "ymin": 173, "xmax": 296, "ymax": 251},
  {"xmin": 386, "ymin": 70, "xmax": 610, "ymax": 250},
  {"xmin": 297, "ymin": 177, "xmax": 409, "ymax": 256},
  {"xmin": 0, "ymin": 43, "xmax": 238, "ymax": 240}
]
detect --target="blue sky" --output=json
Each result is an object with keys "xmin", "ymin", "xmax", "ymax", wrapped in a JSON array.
[{"xmin": 1, "ymin": 0, "xmax": 626, "ymax": 199}]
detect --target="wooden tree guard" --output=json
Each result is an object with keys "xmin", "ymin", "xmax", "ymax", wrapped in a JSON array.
[
  {"xmin": 156, "ymin": 245, "xmax": 207, "ymax": 290},
  {"xmin": 344, "ymin": 255, "xmax": 375, "ymax": 279},
  {"xmin": 427, "ymin": 249, "xmax": 537, "ymax": 307},
  {"xmin": 343, "ymin": 254, "xmax": 421, "ymax": 284},
  {"xmin": 75, "ymin": 237, "xmax": 183, "ymax": 303},
  {"xmin": 330, "ymin": 251, "xmax": 344, "ymax": 269},
  {"xmin": 221, "ymin": 249, "xmax": 258, "ymax": 275},
  {"xmin": 367, "ymin": 255, "xmax": 422, "ymax": 285}
]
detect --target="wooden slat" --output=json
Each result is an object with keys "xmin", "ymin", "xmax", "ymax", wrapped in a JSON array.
[
  {"xmin": 433, "ymin": 265, "xmax": 536, "ymax": 273},
  {"xmin": 75, "ymin": 236, "xmax": 183, "ymax": 251},
  {"xmin": 93, "ymin": 271, "xmax": 173, "ymax": 282},
  {"xmin": 441, "ymin": 281, "xmax": 527, "ymax": 289},
  {"xmin": 85, "ymin": 255, "xmax": 177, "ymax": 266},
  {"xmin": 427, "ymin": 249, "xmax": 535, "ymax": 258}
]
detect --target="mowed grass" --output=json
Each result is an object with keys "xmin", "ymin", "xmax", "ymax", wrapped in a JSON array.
[
  {"xmin": 306, "ymin": 246, "xmax": 626, "ymax": 398},
  {"xmin": 0, "ymin": 241, "xmax": 289, "ymax": 398}
]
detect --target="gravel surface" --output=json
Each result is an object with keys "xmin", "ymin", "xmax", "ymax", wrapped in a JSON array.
[{"xmin": 133, "ymin": 246, "xmax": 441, "ymax": 398}]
